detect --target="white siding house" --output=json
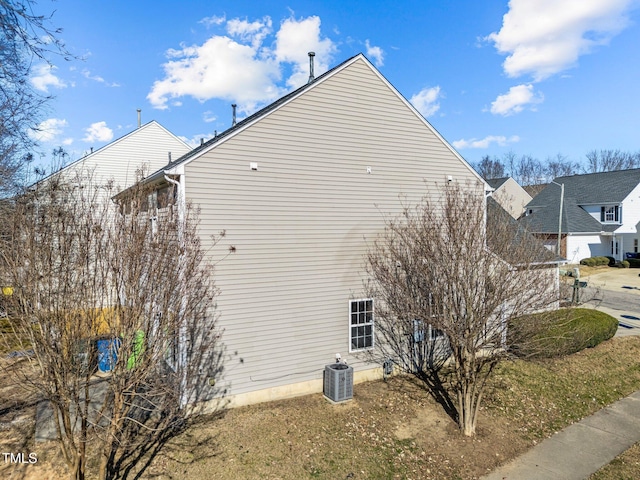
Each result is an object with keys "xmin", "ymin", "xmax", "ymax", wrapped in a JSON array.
[
  {"xmin": 136, "ymin": 54, "xmax": 487, "ymax": 407},
  {"xmin": 522, "ymin": 169, "xmax": 640, "ymax": 263},
  {"xmin": 40, "ymin": 120, "xmax": 191, "ymax": 195}
]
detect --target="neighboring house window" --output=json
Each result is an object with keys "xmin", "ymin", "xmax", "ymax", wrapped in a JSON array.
[
  {"xmin": 600, "ymin": 206, "xmax": 620, "ymax": 223},
  {"xmin": 635, "ymin": 239, "xmax": 638, "ymax": 253},
  {"xmin": 149, "ymin": 216, "xmax": 158, "ymax": 236},
  {"xmin": 429, "ymin": 325, "xmax": 444, "ymax": 341},
  {"xmin": 156, "ymin": 185, "xmax": 175, "ymax": 209},
  {"xmin": 350, "ymin": 299, "xmax": 374, "ymax": 351},
  {"xmin": 612, "ymin": 240, "xmax": 619, "ymax": 255},
  {"xmin": 413, "ymin": 315, "xmax": 443, "ymax": 343}
]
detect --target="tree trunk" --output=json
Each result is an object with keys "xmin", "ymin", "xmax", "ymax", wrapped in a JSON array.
[
  {"xmin": 459, "ymin": 387, "xmax": 476, "ymax": 437},
  {"xmin": 72, "ymin": 454, "xmax": 85, "ymax": 480}
]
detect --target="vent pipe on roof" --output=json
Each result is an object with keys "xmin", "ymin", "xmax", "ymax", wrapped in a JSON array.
[
  {"xmin": 214, "ymin": 130, "xmax": 217, "ymax": 138},
  {"xmin": 200, "ymin": 138, "xmax": 204, "ymax": 146},
  {"xmin": 232, "ymin": 104, "xmax": 237, "ymax": 126},
  {"xmin": 137, "ymin": 108, "xmax": 141, "ymax": 128},
  {"xmin": 308, "ymin": 51, "xmax": 315, "ymax": 83},
  {"xmin": 168, "ymin": 152, "xmax": 172, "ymax": 163}
]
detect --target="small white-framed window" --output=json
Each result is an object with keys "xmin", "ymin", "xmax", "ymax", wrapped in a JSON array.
[
  {"xmin": 349, "ymin": 299, "xmax": 374, "ymax": 352},
  {"xmin": 601, "ymin": 205, "xmax": 620, "ymax": 223},
  {"xmin": 605, "ymin": 207, "xmax": 616, "ymax": 222}
]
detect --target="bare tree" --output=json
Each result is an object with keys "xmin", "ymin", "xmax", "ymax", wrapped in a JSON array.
[
  {"xmin": 0, "ymin": 171, "xmax": 227, "ymax": 479},
  {"xmin": 512, "ymin": 154, "xmax": 545, "ymax": 186},
  {"xmin": 585, "ymin": 149, "xmax": 640, "ymax": 173},
  {"xmin": 0, "ymin": 0, "xmax": 70, "ymax": 196},
  {"xmin": 544, "ymin": 153, "xmax": 581, "ymax": 179},
  {"xmin": 474, "ymin": 155, "xmax": 506, "ymax": 180},
  {"xmin": 365, "ymin": 184, "xmax": 558, "ymax": 436}
]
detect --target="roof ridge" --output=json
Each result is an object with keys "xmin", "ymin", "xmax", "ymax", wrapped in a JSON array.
[
  {"xmin": 555, "ymin": 167, "xmax": 640, "ymax": 181},
  {"xmin": 149, "ymin": 53, "xmax": 364, "ymax": 176}
]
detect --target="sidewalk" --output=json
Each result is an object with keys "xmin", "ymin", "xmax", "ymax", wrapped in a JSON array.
[{"xmin": 482, "ymin": 390, "xmax": 640, "ymax": 480}]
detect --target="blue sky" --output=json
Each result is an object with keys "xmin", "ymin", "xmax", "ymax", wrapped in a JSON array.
[{"xmin": 29, "ymin": 0, "xmax": 640, "ymax": 170}]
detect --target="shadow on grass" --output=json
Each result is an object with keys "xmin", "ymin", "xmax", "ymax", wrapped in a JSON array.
[
  {"xmin": 381, "ymin": 371, "xmax": 459, "ymax": 426},
  {"xmin": 129, "ymin": 410, "xmax": 228, "ymax": 479}
]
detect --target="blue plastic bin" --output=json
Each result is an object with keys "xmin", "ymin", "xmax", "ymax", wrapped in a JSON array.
[{"xmin": 96, "ymin": 337, "xmax": 120, "ymax": 372}]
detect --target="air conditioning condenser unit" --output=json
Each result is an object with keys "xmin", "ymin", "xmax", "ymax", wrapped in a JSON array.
[{"xmin": 323, "ymin": 363, "xmax": 353, "ymax": 402}]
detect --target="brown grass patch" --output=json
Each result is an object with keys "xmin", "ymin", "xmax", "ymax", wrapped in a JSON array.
[{"xmin": 2, "ymin": 337, "xmax": 640, "ymax": 479}]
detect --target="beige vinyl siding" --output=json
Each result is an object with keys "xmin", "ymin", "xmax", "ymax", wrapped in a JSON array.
[
  {"xmin": 493, "ymin": 178, "xmax": 532, "ymax": 219},
  {"xmin": 184, "ymin": 57, "xmax": 482, "ymax": 397}
]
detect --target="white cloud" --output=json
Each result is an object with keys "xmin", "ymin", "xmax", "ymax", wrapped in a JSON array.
[
  {"xmin": 148, "ymin": 35, "xmax": 281, "ymax": 112},
  {"xmin": 200, "ymin": 15, "xmax": 226, "ymax": 27},
  {"xmin": 410, "ymin": 86, "xmax": 442, "ymax": 118},
  {"xmin": 82, "ymin": 69, "xmax": 120, "ymax": 87},
  {"xmin": 486, "ymin": 0, "xmax": 636, "ymax": 80},
  {"xmin": 452, "ymin": 135, "xmax": 520, "ymax": 150},
  {"xmin": 179, "ymin": 132, "xmax": 217, "ymax": 148},
  {"xmin": 28, "ymin": 118, "xmax": 68, "ymax": 142},
  {"xmin": 365, "ymin": 40, "xmax": 384, "ymax": 66},
  {"xmin": 83, "ymin": 121, "xmax": 113, "ymax": 143},
  {"xmin": 274, "ymin": 16, "xmax": 337, "ymax": 88},
  {"xmin": 490, "ymin": 84, "xmax": 543, "ymax": 116},
  {"xmin": 147, "ymin": 15, "xmax": 337, "ymax": 112},
  {"xmin": 227, "ymin": 16, "xmax": 272, "ymax": 49},
  {"xmin": 203, "ymin": 111, "xmax": 217, "ymax": 123},
  {"xmin": 31, "ymin": 64, "xmax": 67, "ymax": 92}
]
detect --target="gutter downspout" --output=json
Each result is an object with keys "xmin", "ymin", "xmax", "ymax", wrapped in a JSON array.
[{"xmin": 164, "ymin": 174, "xmax": 189, "ymax": 407}]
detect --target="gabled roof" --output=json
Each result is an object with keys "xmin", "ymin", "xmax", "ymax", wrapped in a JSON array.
[
  {"xmin": 34, "ymin": 120, "xmax": 190, "ymax": 185},
  {"xmin": 486, "ymin": 177, "xmax": 510, "ymax": 190},
  {"xmin": 141, "ymin": 53, "xmax": 485, "ymax": 186},
  {"xmin": 523, "ymin": 183, "xmax": 547, "ymax": 198},
  {"xmin": 487, "ymin": 197, "xmax": 563, "ymax": 265},
  {"xmin": 521, "ymin": 169, "xmax": 640, "ymax": 234}
]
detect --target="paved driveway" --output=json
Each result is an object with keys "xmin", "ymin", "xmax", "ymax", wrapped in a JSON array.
[{"xmin": 580, "ymin": 268, "xmax": 640, "ymax": 336}]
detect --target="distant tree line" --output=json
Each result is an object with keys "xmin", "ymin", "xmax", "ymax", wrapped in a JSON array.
[{"xmin": 474, "ymin": 149, "xmax": 640, "ymax": 186}]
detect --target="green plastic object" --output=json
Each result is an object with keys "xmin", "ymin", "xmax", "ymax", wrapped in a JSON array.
[{"xmin": 127, "ymin": 330, "xmax": 145, "ymax": 370}]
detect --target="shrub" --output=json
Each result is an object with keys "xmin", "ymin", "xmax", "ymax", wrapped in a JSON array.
[
  {"xmin": 580, "ymin": 256, "xmax": 613, "ymax": 267},
  {"xmin": 510, "ymin": 308, "xmax": 618, "ymax": 358},
  {"xmin": 613, "ymin": 261, "xmax": 631, "ymax": 268}
]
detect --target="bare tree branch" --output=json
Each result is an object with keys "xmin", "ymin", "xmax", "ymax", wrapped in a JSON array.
[
  {"xmin": 0, "ymin": 169, "xmax": 227, "ymax": 479},
  {"xmin": 365, "ymin": 183, "xmax": 559, "ymax": 436}
]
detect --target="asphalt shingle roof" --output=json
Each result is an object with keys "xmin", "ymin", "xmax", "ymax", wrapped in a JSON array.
[
  {"xmin": 520, "ymin": 169, "xmax": 640, "ymax": 234},
  {"xmin": 487, "ymin": 197, "xmax": 561, "ymax": 264},
  {"xmin": 486, "ymin": 177, "xmax": 510, "ymax": 190}
]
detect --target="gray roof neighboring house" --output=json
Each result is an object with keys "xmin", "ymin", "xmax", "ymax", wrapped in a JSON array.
[
  {"xmin": 486, "ymin": 177, "xmax": 510, "ymax": 190},
  {"xmin": 487, "ymin": 196, "xmax": 562, "ymax": 265},
  {"xmin": 523, "ymin": 183, "xmax": 547, "ymax": 198},
  {"xmin": 521, "ymin": 169, "xmax": 640, "ymax": 234}
]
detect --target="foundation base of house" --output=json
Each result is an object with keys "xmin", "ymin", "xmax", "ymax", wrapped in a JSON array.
[{"xmin": 200, "ymin": 366, "xmax": 383, "ymax": 413}]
